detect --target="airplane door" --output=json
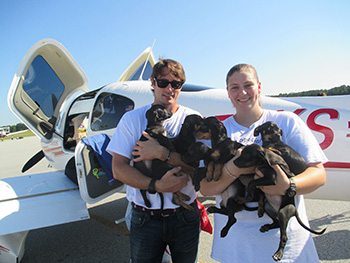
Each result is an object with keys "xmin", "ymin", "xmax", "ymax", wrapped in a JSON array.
[
  {"xmin": 75, "ymin": 136, "xmax": 125, "ymax": 204},
  {"xmin": 7, "ymin": 39, "xmax": 88, "ymax": 140}
]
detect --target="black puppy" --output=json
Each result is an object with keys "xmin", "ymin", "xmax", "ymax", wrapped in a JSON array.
[
  {"xmin": 134, "ymin": 109, "xmax": 205, "ymax": 211},
  {"xmin": 182, "ymin": 141, "xmax": 211, "ymax": 191},
  {"xmin": 254, "ymin": 121, "xmax": 307, "ymax": 174},
  {"xmin": 133, "ymin": 105, "xmax": 174, "ymax": 209},
  {"xmin": 171, "ymin": 114, "xmax": 204, "ymax": 155},
  {"xmin": 233, "ymin": 144, "xmax": 326, "ymax": 261}
]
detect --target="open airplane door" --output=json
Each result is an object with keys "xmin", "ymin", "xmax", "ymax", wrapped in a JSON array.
[
  {"xmin": 7, "ymin": 39, "xmax": 89, "ymax": 141},
  {"xmin": 75, "ymin": 134, "xmax": 125, "ymax": 204}
]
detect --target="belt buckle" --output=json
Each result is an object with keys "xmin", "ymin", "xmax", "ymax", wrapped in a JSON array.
[{"xmin": 161, "ymin": 212, "xmax": 170, "ymax": 217}]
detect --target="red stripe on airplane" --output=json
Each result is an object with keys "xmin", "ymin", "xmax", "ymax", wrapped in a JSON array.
[
  {"xmin": 215, "ymin": 114, "xmax": 233, "ymax": 121},
  {"xmin": 0, "ymin": 245, "xmax": 10, "ymax": 252},
  {"xmin": 324, "ymin": 162, "xmax": 350, "ymax": 169}
]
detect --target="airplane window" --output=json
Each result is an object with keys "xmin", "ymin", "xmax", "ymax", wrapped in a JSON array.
[
  {"xmin": 22, "ymin": 55, "xmax": 64, "ymax": 117},
  {"xmin": 128, "ymin": 61, "xmax": 153, "ymax": 81},
  {"xmin": 91, "ymin": 93, "xmax": 134, "ymax": 131}
]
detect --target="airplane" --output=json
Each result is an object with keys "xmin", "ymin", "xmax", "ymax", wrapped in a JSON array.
[
  {"xmin": 0, "ymin": 127, "xmax": 10, "ymax": 140},
  {"xmin": 1, "ymin": 38, "xmax": 349, "ymax": 262}
]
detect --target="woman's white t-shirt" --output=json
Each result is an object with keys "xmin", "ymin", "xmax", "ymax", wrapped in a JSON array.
[{"xmin": 211, "ymin": 109, "xmax": 328, "ymax": 263}]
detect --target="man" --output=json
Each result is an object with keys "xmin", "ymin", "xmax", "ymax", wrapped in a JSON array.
[{"xmin": 107, "ymin": 59, "xmax": 201, "ymax": 263}]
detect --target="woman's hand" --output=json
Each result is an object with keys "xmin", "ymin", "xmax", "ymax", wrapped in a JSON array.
[{"xmin": 256, "ymin": 164, "xmax": 290, "ymax": 195}]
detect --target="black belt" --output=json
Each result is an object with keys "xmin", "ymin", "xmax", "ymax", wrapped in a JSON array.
[{"xmin": 132, "ymin": 202, "xmax": 195, "ymax": 217}]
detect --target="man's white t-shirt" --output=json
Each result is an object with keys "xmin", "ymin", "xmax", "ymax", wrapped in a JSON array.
[
  {"xmin": 211, "ymin": 109, "xmax": 328, "ymax": 263},
  {"xmin": 107, "ymin": 104, "xmax": 201, "ymax": 209}
]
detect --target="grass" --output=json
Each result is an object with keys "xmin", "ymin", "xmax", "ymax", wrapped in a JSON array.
[{"xmin": 2, "ymin": 130, "xmax": 35, "ymax": 140}]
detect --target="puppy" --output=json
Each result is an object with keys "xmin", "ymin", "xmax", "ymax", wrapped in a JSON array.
[
  {"xmin": 254, "ymin": 121, "xmax": 306, "ymax": 174},
  {"xmin": 206, "ymin": 176, "xmax": 264, "ymax": 237},
  {"xmin": 233, "ymin": 144, "xmax": 326, "ymax": 261},
  {"xmin": 195, "ymin": 116, "xmax": 227, "ymax": 146},
  {"xmin": 134, "ymin": 105, "xmax": 192, "ymax": 211},
  {"xmin": 195, "ymin": 116, "xmax": 243, "ymax": 182},
  {"xmin": 194, "ymin": 117, "xmax": 264, "ymax": 236},
  {"xmin": 209, "ymin": 138, "xmax": 243, "ymax": 182},
  {"xmin": 133, "ymin": 105, "xmax": 174, "ymax": 209},
  {"xmin": 171, "ymin": 114, "xmax": 204, "ymax": 155},
  {"xmin": 182, "ymin": 141, "xmax": 212, "ymax": 191}
]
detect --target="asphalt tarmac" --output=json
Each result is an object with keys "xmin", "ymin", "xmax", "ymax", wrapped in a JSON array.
[{"xmin": 1, "ymin": 136, "xmax": 350, "ymax": 263}]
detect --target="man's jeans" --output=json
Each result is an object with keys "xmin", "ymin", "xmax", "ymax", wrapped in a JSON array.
[{"xmin": 130, "ymin": 202, "xmax": 200, "ymax": 263}]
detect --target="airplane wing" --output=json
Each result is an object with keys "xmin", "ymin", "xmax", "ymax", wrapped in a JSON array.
[{"xmin": 0, "ymin": 171, "xmax": 89, "ymax": 236}]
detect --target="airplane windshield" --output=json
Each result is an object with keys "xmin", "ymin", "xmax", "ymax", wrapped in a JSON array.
[
  {"xmin": 22, "ymin": 56, "xmax": 64, "ymax": 117},
  {"xmin": 91, "ymin": 93, "xmax": 134, "ymax": 131},
  {"xmin": 128, "ymin": 61, "xmax": 153, "ymax": 81}
]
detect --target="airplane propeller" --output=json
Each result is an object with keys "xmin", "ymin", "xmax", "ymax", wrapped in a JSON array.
[{"xmin": 22, "ymin": 150, "xmax": 45, "ymax": 173}]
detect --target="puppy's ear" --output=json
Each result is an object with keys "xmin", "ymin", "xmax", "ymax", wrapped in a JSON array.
[
  {"xmin": 254, "ymin": 126, "xmax": 261, "ymax": 136},
  {"xmin": 219, "ymin": 122, "xmax": 227, "ymax": 135},
  {"xmin": 263, "ymin": 149, "xmax": 274, "ymax": 166}
]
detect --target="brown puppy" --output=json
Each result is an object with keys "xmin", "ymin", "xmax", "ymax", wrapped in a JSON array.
[{"xmin": 195, "ymin": 116, "xmax": 242, "ymax": 181}]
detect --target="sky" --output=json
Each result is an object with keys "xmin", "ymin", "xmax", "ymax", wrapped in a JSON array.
[{"xmin": 1, "ymin": 0, "xmax": 349, "ymax": 126}]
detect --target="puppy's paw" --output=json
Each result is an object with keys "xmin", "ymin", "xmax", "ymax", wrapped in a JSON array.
[
  {"xmin": 273, "ymin": 250, "xmax": 284, "ymax": 261},
  {"xmin": 206, "ymin": 162, "xmax": 214, "ymax": 181},
  {"xmin": 258, "ymin": 207, "xmax": 265, "ymax": 217},
  {"xmin": 213, "ymin": 170, "xmax": 222, "ymax": 181},
  {"xmin": 220, "ymin": 228, "xmax": 229, "ymax": 238}
]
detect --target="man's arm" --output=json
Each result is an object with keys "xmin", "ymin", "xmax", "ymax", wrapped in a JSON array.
[{"xmin": 112, "ymin": 153, "xmax": 189, "ymax": 193}]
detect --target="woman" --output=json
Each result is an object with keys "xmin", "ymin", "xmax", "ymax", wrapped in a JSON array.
[{"xmin": 200, "ymin": 64, "xmax": 327, "ymax": 262}]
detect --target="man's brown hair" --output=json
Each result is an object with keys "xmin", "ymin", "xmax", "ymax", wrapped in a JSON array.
[{"xmin": 151, "ymin": 59, "xmax": 186, "ymax": 82}]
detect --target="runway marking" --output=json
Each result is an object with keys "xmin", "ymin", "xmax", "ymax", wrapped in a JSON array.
[{"xmin": 89, "ymin": 211, "xmax": 130, "ymax": 236}]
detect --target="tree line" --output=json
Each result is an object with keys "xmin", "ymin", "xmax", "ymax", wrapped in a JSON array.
[
  {"xmin": 1, "ymin": 123, "xmax": 28, "ymax": 133},
  {"xmin": 271, "ymin": 85, "xmax": 350, "ymax": 97}
]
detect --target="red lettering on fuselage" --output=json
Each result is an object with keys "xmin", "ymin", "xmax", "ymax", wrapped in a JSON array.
[{"xmin": 294, "ymin": 108, "xmax": 338, "ymax": 150}]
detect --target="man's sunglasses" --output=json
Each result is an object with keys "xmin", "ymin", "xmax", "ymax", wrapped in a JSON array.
[{"xmin": 153, "ymin": 78, "xmax": 184, "ymax": 89}]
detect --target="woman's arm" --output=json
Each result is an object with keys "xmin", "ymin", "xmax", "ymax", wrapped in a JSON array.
[
  {"xmin": 258, "ymin": 162, "xmax": 326, "ymax": 196},
  {"xmin": 200, "ymin": 153, "xmax": 256, "ymax": 196}
]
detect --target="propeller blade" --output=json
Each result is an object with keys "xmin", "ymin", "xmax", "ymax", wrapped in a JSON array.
[{"xmin": 22, "ymin": 150, "xmax": 45, "ymax": 173}]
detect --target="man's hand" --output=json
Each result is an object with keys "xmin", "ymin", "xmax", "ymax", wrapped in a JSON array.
[
  {"xmin": 155, "ymin": 167, "xmax": 190, "ymax": 193},
  {"xmin": 132, "ymin": 132, "xmax": 165, "ymax": 162}
]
